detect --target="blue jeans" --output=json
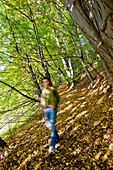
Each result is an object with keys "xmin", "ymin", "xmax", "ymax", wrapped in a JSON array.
[{"xmin": 43, "ymin": 107, "xmax": 59, "ymax": 147}]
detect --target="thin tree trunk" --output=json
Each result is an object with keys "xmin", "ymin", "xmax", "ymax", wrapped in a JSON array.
[
  {"xmin": 25, "ymin": 54, "xmax": 41, "ymax": 97},
  {"xmin": 88, "ymin": 62, "xmax": 104, "ymax": 79},
  {"xmin": 80, "ymin": 51, "xmax": 94, "ymax": 84},
  {"xmin": 44, "ymin": 44, "xmax": 66, "ymax": 78},
  {"xmin": 29, "ymin": 6, "xmax": 50, "ymax": 79},
  {"xmin": 51, "ymin": 32, "xmax": 70, "ymax": 81},
  {"xmin": 5, "ymin": 15, "xmax": 41, "ymax": 99}
]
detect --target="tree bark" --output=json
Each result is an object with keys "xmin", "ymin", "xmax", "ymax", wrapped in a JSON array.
[
  {"xmin": 80, "ymin": 50, "xmax": 94, "ymax": 84},
  {"xmin": 29, "ymin": 6, "xmax": 51, "ymax": 80},
  {"xmin": 63, "ymin": 0, "xmax": 113, "ymax": 90}
]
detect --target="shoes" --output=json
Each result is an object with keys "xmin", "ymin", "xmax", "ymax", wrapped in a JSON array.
[
  {"xmin": 49, "ymin": 132, "xmax": 60, "ymax": 153},
  {"xmin": 48, "ymin": 137, "xmax": 60, "ymax": 153},
  {"xmin": 49, "ymin": 146, "xmax": 55, "ymax": 153}
]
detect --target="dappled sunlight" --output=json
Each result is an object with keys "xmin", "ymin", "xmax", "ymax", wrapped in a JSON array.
[
  {"xmin": 1, "ymin": 71, "xmax": 112, "ymax": 169},
  {"xmin": 81, "ymin": 96, "xmax": 86, "ymax": 100},
  {"xmin": 56, "ymin": 120, "xmax": 62, "ymax": 125},
  {"xmin": 65, "ymin": 104, "xmax": 73, "ymax": 110},
  {"xmin": 43, "ymin": 135, "xmax": 49, "ymax": 141},
  {"xmin": 104, "ymin": 134, "xmax": 110, "ymax": 139},
  {"xmin": 109, "ymin": 143, "xmax": 113, "ymax": 151},
  {"xmin": 80, "ymin": 101, "xmax": 87, "ymax": 108},
  {"xmin": 100, "ymin": 85, "xmax": 104, "ymax": 90},
  {"xmin": 60, "ymin": 91, "xmax": 67, "ymax": 96},
  {"xmin": 94, "ymin": 137, "xmax": 102, "ymax": 145},
  {"xmin": 76, "ymin": 110, "xmax": 87, "ymax": 119},
  {"xmin": 65, "ymin": 125, "xmax": 71, "ymax": 130},
  {"xmin": 72, "ymin": 147, "xmax": 82, "ymax": 155},
  {"xmin": 77, "ymin": 96, "xmax": 86, "ymax": 101},
  {"xmin": 57, "ymin": 110, "xmax": 64, "ymax": 115},
  {"xmin": 58, "ymin": 128, "xmax": 65, "ymax": 135},
  {"xmin": 58, "ymin": 103, "xmax": 74, "ymax": 115},
  {"xmin": 58, "ymin": 103, "xmax": 65, "ymax": 108},
  {"xmin": 72, "ymin": 125, "xmax": 81, "ymax": 131},
  {"xmin": 70, "ymin": 107, "xmax": 77, "ymax": 113},
  {"xmin": 41, "ymin": 143, "xmax": 49, "ymax": 149},
  {"xmin": 97, "ymin": 96, "xmax": 105, "ymax": 104},
  {"xmin": 104, "ymin": 129, "xmax": 112, "ymax": 140},
  {"xmin": 103, "ymin": 85, "xmax": 110, "ymax": 93},
  {"xmin": 18, "ymin": 149, "xmax": 40, "ymax": 170},
  {"xmin": 92, "ymin": 78, "xmax": 100, "ymax": 88},
  {"xmin": 95, "ymin": 151, "xmax": 102, "ymax": 160},
  {"xmin": 81, "ymin": 73, "xmax": 86, "ymax": 79},
  {"xmin": 65, "ymin": 101, "xmax": 71, "ymax": 105},
  {"xmin": 70, "ymin": 4, "xmax": 74, "ymax": 12},
  {"xmin": 90, "ymin": 88, "xmax": 98, "ymax": 95},
  {"xmin": 55, "ymin": 143, "xmax": 60, "ymax": 149},
  {"xmin": 66, "ymin": 115, "xmax": 75, "ymax": 121},
  {"xmin": 73, "ymin": 100, "xmax": 79, "ymax": 104},
  {"xmin": 94, "ymin": 120, "xmax": 101, "ymax": 126},
  {"xmin": 66, "ymin": 93, "xmax": 73, "ymax": 98},
  {"xmin": 108, "ymin": 107, "xmax": 113, "ymax": 111},
  {"xmin": 68, "ymin": 119, "xmax": 75, "ymax": 125}
]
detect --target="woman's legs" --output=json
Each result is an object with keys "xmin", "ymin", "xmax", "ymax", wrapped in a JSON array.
[{"xmin": 43, "ymin": 107, "xmax": 59, "ymax": 153}]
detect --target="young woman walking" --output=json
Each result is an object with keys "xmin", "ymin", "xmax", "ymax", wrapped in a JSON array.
[{"xmin": 41, "ymin": 77, "xmax": 60, "ymax": 153}]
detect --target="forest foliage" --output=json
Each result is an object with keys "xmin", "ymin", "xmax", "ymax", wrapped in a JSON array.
[
  {"xmin": 0, "ymin": 0, "xmax": 101, "ymax": 134},
  {"xmin": 0, "ymin": 1, "xmax": 113, "ymax": 169},
  {"xmin": 0, "ymin": 68, "xmax": 113, "ymax": 169}
]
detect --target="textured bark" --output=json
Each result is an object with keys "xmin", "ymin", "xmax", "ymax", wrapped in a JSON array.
[
  {"xmin": 63, "ymin": 0, "xmax": 113, "ymax": 90},
  {"xmin": 80, "ymin": 50, "xmax": 94, "ymax": 84}
]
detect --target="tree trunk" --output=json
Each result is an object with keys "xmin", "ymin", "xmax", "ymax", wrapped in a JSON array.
[
  {"xmin": 63, "ymin": 0, "xmax": 113, "ymax": 90},
  {"xmin": 80, "ymin": 51, "xmax": 94, "ymax": 84},
  {"xmin": 51, "ymin": 32, "xmax": 71, "ymax": 82},
  {"xmin": 44, "ymin": 44, "xmax": 67, "ymax": 78},
  {"xmin": 100, "ymin": 57, "xmax": 113, "ymax": 91},
  {"xmin": 29, "ymin": 6, "xmax": 51, "ymax": 79},
  {"xmin": 88, "ymin": 62, "xmax": 104, "ymax": 80},
  {"xmin": 25, "ymin": 54, "xmax": 41, "ymax": 97},
  {"xmin": 6, "ymin": 15, "xmax": 41, "ymax": 98}
]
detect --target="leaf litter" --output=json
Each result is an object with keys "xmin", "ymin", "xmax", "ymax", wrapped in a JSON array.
[{"xmin": 0, "ymin": 71, "xmax": 113, "ymax": 169}]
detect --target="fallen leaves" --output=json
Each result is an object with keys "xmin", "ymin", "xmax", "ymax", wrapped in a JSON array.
[{"xmin": 0, "ymin": 73, "xmax": 113, "ymax": 169}]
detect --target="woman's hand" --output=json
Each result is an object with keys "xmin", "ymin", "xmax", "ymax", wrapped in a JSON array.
[{"xmin": 51, "ymin": 105, "xmax": 55, "ymax": 109}]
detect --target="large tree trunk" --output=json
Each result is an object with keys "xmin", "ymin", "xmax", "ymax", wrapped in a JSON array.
[{"xmin": 63, "ymin": 0, "xmax": 113, "ymax": 91}]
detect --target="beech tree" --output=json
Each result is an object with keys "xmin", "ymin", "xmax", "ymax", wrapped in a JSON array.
[
  {"xmin": 0, "ymin": 0, "xmax": 105, "ymax": 134},
  {"xmin": 63, "ymin": 0, "xmax": 113, "ymax": 91}
]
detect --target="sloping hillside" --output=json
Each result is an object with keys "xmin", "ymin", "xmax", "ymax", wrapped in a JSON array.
[{"xmin": 0, "ymin": 70, "xmax": 113, "ymax": 169}]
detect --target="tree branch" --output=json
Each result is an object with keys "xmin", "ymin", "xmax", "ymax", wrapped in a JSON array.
[{"xmin": 0, "ymin": 80, "xmax": 39, "ymax": 102}]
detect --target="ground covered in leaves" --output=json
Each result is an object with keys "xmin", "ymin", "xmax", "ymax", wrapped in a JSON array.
[{"xmin": 0, "ymin": 70, "xmax": 113, "ymax": 170}]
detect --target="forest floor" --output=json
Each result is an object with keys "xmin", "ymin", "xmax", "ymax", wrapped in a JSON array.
[{"xmin": 0, "ymin": 68, "xmax": 113, "ymax": 170}]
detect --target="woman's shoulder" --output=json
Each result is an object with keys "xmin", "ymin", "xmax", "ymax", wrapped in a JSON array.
[
  {"xmin": 49, "ymin": 86, "xmax": 55, "ymax": 91},
  {"xmin": 42, "ymin": 87, "xmax": 53, "ymax": 92}
]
